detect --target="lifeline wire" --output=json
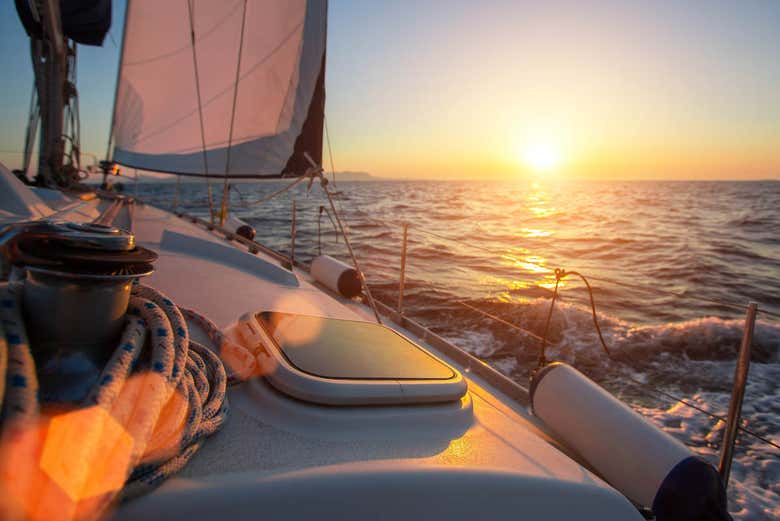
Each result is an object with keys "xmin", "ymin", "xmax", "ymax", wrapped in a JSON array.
[
  {"xmin": 322, "ymin": 179, "xmax": 383, "ymax": 324},
  {"xmin": 228, "ymin": 153, "xmax": 384, "ymax": 324},
  {"xmin": 391, "ymin": 252, "xmax": 780, "ymax": 455},
  {"xmin": 536, "ymin": 268, "xmax": 780, "ymax": 455},
  {"xmin": 233, "ymin": 175, "xmax": 307, "ymax": 207}
]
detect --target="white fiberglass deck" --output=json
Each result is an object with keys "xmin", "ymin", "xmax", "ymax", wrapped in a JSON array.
[
  {"xmin": 124, "ymin": 201, "xmax": 641, "ymax": 519},
  {"xmin": 1, "ymin": 175, "xmax": 643, "ymax": 519}
]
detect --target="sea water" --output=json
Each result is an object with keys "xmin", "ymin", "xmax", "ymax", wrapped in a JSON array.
[{"xmin": 135, "ymin": 178, "xmax": 780, "ymax": 520}]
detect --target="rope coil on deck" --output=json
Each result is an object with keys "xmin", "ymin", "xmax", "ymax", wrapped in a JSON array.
[{"xmin": 0, "ymin": 281, "xmax": 229, "ymax": 520}]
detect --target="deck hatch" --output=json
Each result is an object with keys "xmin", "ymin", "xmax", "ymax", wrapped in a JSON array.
[
  {"xmin": 257, "ymin": 312, "xmax": 455, "ymax": 380},
  {"xmin": 250, "ymin": 312, "xmax": 467, "ymax": 405}
]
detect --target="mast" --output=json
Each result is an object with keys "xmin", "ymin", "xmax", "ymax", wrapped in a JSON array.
[
  {"xmin": 17, "ymin": 0, "xmax": 112, "ymax": 187},
  {"xmin": 20, "ymin": 82, "xmax": 40, "ymax": 180},
  {"xmin": 34, "ymin": 0, "xmax": 69, "ymax": 186}
]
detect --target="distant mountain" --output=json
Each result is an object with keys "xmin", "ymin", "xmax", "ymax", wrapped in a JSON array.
[{"xmin": 330, "ymin": 171, "xmax": 376, "ymax": 181}]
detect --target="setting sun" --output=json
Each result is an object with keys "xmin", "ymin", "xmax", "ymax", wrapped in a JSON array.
[{"xmin": 522, "ymin": 142, "xmax": 562, "ymax": 174}]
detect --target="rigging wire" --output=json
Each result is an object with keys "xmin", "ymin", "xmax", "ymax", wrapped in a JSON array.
[
  {"xmin": 129, "ymin": 20, "xmax": 304, "ymax": 148},
  {"xmin": 319, "ymin": 132, "xmax": 365, "ymax": 296},
  {"xmin": 202, "ymin": 158, "xmax": 384, "ymax": 326},
  {"xmin": 104, "ymin": 0, "xmax": 133, "ymax": 170},
  {"xmin": 319, "ymin": 175, "xmax": 383, "ymax": 324},
  {"xmin": 219, "ymin": 0, "xmax": 249, "ymax": 226},
  {"xmin": 534, "ymin": 268, "xmax": 780, "ymax": 455},
  {"xmin": 173, "ymin": 174, "xmax": 181, "ymax": 210},
  {"xmin": 22, "ymin": 82, "xmax": 39, "ymax": 178},
  {"xmin": 186, "ymin": 0, "xmax": 216, "ymax": 224},
  {"xmin": 160, "ymin": 182, "xmax": 780, "ymax": 455},
  {"xmin": 301, "ymin": 114, "xmax": 382, "ymax": 325},
  {"xmin": 124, "ymin": 0, "xmax": 243, "ymax": 67},
  {"xmin": 316, "ymin": 204, "xmax": 340, "ymax": 256},
  {"xmin": 232, "ymin": 176, "xmax": 307, "ymax": 207},
  {"xmin": 411, "ymin": 276, "xmax": 776, "ymax": 449},
  {"xmin": 537, "ymin": 275, "xmax": 561, "ymax": 367},
  {"xmin": 457, "ymin": 300, "xmax": 553, "ymax": 346},
  {"xmin": 361, "ymin": 221, "xmax": 779, "ymax": 454},
  {"xmin": 408, "ymin": 276, "xmax": 778, "ymax": 455},
  {"xmin": 324, "ymin": 113, "xmax": 337, "ymax": 187}
]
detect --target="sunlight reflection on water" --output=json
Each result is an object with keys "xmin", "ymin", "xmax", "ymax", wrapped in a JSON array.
[{"xmin": 138, "ymin": 178, "xmax": 780, "ymax": 520}]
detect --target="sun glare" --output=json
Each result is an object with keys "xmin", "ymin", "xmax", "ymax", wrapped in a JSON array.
[{"xmin": 522, "ymin": 143, "xmax": 561, "ymax": 174}]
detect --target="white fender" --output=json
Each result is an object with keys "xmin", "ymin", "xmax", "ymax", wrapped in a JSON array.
[
  {"xmin": 530, "ymin": 362, "xmax": 692, "ymax": 507},
  {"xmin": 310, "ymin": 255, "xmax": 362, "ymax": 298},
  {"xmin": 224, "ymin": 216, "xmax": 256, "ymax": 240}
]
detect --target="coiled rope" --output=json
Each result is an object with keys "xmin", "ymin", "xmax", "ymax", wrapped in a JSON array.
[{"xmin": 0, "ymin": 281, "xmax": 230, "ymax": 520}]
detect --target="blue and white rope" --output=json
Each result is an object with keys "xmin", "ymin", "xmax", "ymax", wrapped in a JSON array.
[
  {"xmin": 0, "ymin": 283, "xmax": 38, "ymax": 424},
  {"xmin": 0, "ymin": 281, "xmax": 230, "ymax": 510}
]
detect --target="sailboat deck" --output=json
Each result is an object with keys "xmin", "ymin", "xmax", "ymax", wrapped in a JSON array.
[
  {"xmin": 109, "ymin": 200, "xmax": 640, "ymax": 519},
  {"xmin": 0, "ymin": 180, "xmax": 642, "ymax": 519}
]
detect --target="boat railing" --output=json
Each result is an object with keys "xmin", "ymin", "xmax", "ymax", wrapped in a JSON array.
[
  {"xmin": 138, "ymin": 193, "xmax": 778, "ymax": 487},
  {"xmin": 719, "ymin": 302, "xmax": 757, "ymax": 486},
  {"xmin": 387, "ymin": 220, "xmax": 777, "ymax": 487}
]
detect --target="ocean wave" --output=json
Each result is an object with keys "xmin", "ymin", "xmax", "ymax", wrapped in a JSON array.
[
  {"xmin": 727, "ymin": 215, "xmax": 779, "ymax": 229},
  {"xmin": 137, "ymin": 179, "xmax": 780, "ymax": 519},
  {"xmin": 637, "ymin": 388, "xmax": 780, "ymax": 521},
  {"xmin": 440, "ymin": 298, "xmax": 780, "ymax": 520},
  {"xmin": 436, "ymin": 297, "xmax": 780, "ymax": 368}
]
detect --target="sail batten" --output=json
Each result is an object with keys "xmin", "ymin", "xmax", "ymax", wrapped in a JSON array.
[{"xmin": 112, "ymin": 0, "xmax": 327, "ymax": 178}]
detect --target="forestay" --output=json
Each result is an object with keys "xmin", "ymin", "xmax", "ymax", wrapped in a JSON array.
[{"xmin": 111, "ymin": 0, "xmax": 327, "ymax": 178}]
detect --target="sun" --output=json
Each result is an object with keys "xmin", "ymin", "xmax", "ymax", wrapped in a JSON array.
[{"xmin": 522, "ymin": 142, "xmax": 562, "ymax": 174}]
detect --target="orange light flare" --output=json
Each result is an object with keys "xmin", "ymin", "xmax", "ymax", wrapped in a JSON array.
[
  {"xmin": 0, "ymin": 370, "xmax": 192, "ymax": 521},
  {"xmin": 142, "ymin": 383, "xmax": 190, "ymax": 463},
  {"xmin": 42, "ymin": 407, "xmax": 133, "ymax": 501},
  {"xmin": 269, "ymin": 294, "xmax": 324, "ymax": 348},
  {"xmin": 221, "ymin": 338, "xmax": 265, "ymax": 379},
  {"xmin": 0, "ymin": 406, "xmax": 133, "ymax": 521},
  {"xmin": 0, "ymin": 416, "xmax": 50, "ymax": 521}
]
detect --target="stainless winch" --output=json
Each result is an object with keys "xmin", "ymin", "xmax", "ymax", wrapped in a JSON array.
[{"xmin": 0, "ymin": 221, "xmax": 157, "ymax": 402}]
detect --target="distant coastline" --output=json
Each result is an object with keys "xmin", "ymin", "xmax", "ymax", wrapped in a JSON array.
[
  {"xmin": 87, "ymin": 170, "xmax": 383, "ymax": 184},
  {"xmin": 83, "ymin": 169, "xmax": 779, "ymax": 185},
  {"xmin": 327, "ymin": 171, "xmax": 376, "ymax": 181}
]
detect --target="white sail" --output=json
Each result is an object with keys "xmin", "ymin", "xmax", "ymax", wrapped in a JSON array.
[{"xmin": 111, "ymin": 0, "xmax": 327, "ymax": 177}]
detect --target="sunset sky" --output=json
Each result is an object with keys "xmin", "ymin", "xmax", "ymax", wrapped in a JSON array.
[{"xmin": 1, "ymin": 0, "xmax": 778, "ymax": 180}]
